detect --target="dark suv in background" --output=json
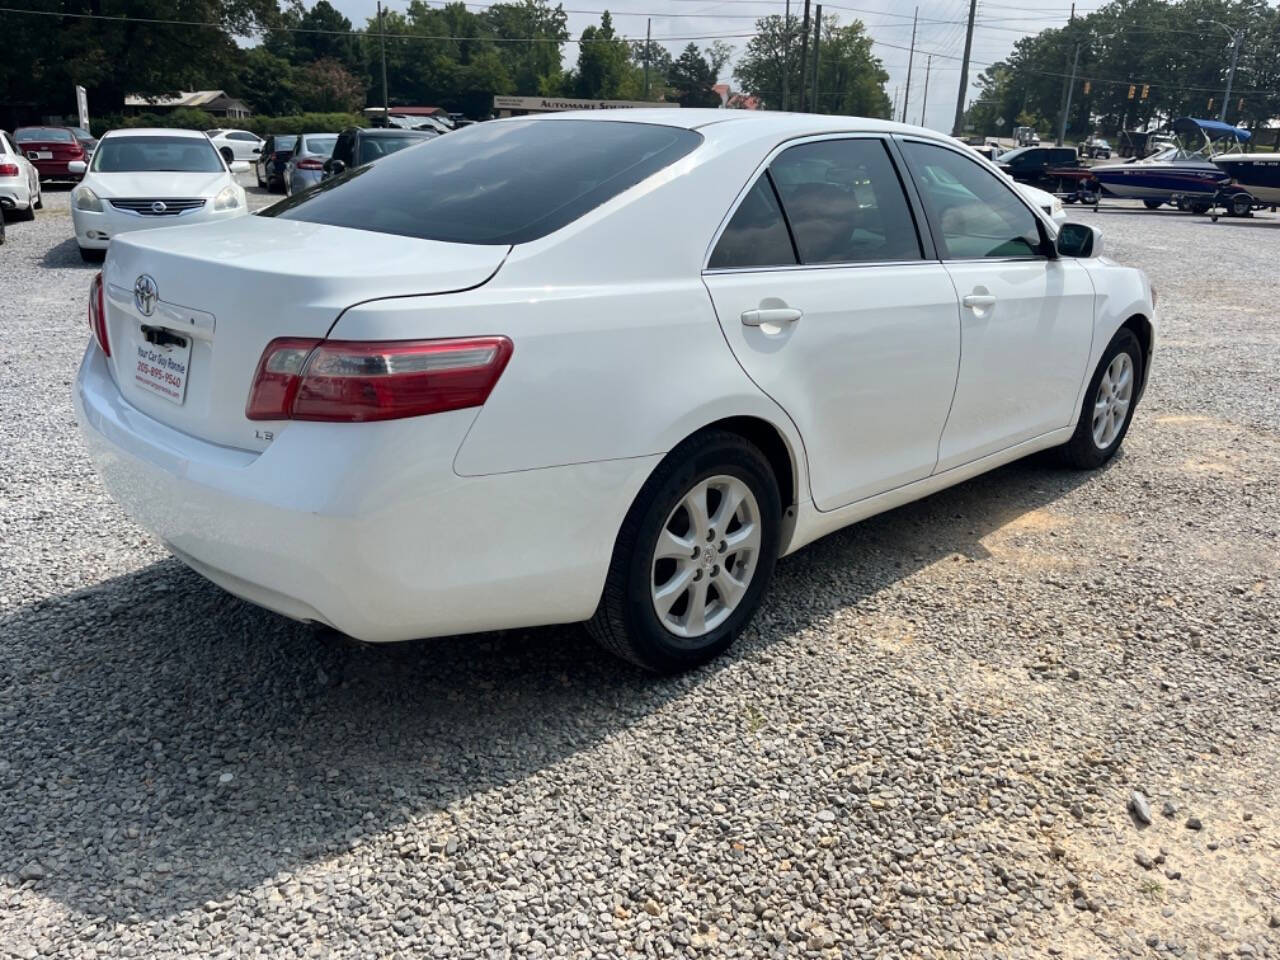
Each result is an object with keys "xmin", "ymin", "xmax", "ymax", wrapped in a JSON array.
[
  {"xmin": 322, "ymin": 127, "xmax": 437, "ymax": 179},
  {"xmin": 254, "ymin": 134, "xmax": 295, "ymax": 192}
]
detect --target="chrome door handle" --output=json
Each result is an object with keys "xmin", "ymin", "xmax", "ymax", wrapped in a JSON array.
[
  {"xmin": 962, "ymin": 294, "xmax": 996, "ymax": 309},
  {"xmin": 741, "ymin": 307, "xmax": 803, "ymax": 326}
]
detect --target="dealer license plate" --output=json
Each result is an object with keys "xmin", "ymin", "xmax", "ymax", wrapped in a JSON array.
[{"xmin": 132, "ymin": 329, "xmax": 192, "ymax": 405}]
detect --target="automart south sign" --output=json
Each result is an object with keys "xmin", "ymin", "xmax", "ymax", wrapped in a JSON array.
[{"xmin": 492, "ymin": 95, "xmax": 681, "ymax": 116}]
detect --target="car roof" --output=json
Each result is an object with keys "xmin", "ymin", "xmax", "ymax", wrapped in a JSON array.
[
  {"xmin": 502, "ymin": 109, "xmax": 967, "ymax": 150},
  {"xmin": 356, "ymin": 127, "xmax": 435, "ymax": 136},
  {"xmin": 100, "ymin": 127, "xmax": 213, "ymax": 140}
]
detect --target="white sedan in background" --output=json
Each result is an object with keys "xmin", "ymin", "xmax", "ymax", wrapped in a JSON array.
[
  {"xmin": 205, "ymin": 128, "xmax": 264, "ymax": 165},
  {"xmin": 75, "ymin": 112, "xmax": 1155, "ymax": 672},
  {"xmin": 0, "ymin": 128, "xmax": 42, "ymax": 221},
  {"xmin": 71, "ymin": 128, "xmax": 247, "ymax": 262}
]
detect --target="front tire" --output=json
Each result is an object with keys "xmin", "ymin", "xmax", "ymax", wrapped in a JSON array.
[
  {"xmin": 587, "ymin": 430, "xmax": 782, "ymax": 673},
  {"xmin": 1057, "ymin": 328, "xmax": 1143, "ymax": 470},
  {"xmin": 79, "ymin": 245, "xmax": 105, "ymax": 263},
  {"xmin": 1143, "ymin": 199, "xmax": 1163, "ymax": 210}
]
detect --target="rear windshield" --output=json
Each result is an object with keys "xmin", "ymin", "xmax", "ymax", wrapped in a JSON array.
[
  {"xmin": 357, "ymin": 134, "xmax": 430, "ymax": 165},
  {"xmin": 92, "ymin": 136, "xmax": 225, "ymax": 173},
  {"xmin": 270, "ymin": 137, "xmax": 294, "ymax": 151},
  {"xmin": 17, "ymin": 127, "xmax": 74, "ymax": 142},
  {"xmin": 304, "ymin": 135, "xmax": 337, "ymax": 154},
  {"xmin": 263, "ymin": 119, "xmax": 703, "ymax": 245}
]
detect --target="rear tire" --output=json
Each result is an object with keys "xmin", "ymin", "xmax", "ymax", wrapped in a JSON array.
[
  {"xmin": 33, "ymin": 181, "xmax": 42, "ymax": 210},
  {"xmin": 1057, "ymin": 328, "xmax": 1143, "ymax": 470},
  {"xmin": 1142, "ymin": 199, "xmax": 1163, "ymax": 210},
  {"xmin": 220, "ymin": 147, "xmax": 234, "ymax": 164},
  {"xmin": 79, "ymin": 245, "xmax": 105, "ymax": 263},
  {"xmin": 1231, "ymin": 193, "xmax": 1252, "ymax": 217},
  {"xmin": 587, "ymin": 430, "xmax": 782, "ymax": 673}
]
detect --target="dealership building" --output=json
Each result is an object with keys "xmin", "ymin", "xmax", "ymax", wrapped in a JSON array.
[{"xmin": 492, "ymin": 96, "xmax": 679, "ymax": 118}]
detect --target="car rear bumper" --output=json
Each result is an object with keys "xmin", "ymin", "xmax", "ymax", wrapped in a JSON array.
[
  {"xmin": 74, "ymin": 344, "xmax": 656, "ymax": 642},
  {"xmin": 72, "ymin": 202, "xmax": 246, "ymax": 249},
  {"xmin": 30, "ymin": 160, "xmax": 82, "ymax": 179},
  {"xmin": 0, "ymin": 177, "xmax": 33, "ymax": 209}
]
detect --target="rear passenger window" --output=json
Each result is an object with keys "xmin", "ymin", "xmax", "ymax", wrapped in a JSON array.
[
  {"xmin": 769, "ymin": 139, "xmax": 922, "ymax": 264},
  {"xmin": 708, "ymin": 176, "xmax": 797, "ymax": 269}
]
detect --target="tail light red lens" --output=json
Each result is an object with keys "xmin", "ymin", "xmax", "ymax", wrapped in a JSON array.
[
  {"xmin": 0, "ymin": 163, "xmax": 18, "ymax": 177},
  {"xmin": 246, "ymin": 336, "xmax": 513, "ymax": 422},
  {"xmin": 295, "ymin": 157, "xmax": 324, "ymax": 170},
  {"xmin": 87, "ymin": 272, "xmax": 110, "ymax": 356}
]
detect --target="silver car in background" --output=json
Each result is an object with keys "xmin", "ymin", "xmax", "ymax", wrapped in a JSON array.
[{"xmin": 284, "ymin": 133, "xmax": 338, "ymax": 195}]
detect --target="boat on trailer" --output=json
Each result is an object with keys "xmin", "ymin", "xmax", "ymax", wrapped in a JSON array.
[
  {"xmin": 1090, "ymin": 117, "xmax": 1249, "ymax": 210},
  {"xmin": 1212, "ymin": 153, "xmax": 1280, "ymax": 206}
]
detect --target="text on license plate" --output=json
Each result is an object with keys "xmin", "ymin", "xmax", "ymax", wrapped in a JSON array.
[{"xmin": 133, "ymin": 333, "xmax": 192, "ymax": 405}]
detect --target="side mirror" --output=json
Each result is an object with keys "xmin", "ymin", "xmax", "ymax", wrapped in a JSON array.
[
  {"xmin": 67, "ymin": 160, "xmax": 87, "ymax": 175},
  {"xmin": 1056, "ymin": 222, "xmax": 1103, "ymax": 258},
  {"xmin": 323, "ymin": 158, "xmax": 345, "ymax": 178}
]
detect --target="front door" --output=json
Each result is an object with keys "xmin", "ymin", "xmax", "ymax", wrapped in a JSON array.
[
  {"xmin": 898, "ymin": 138, "xmax": 1095, "ymax": 471},
  {"xmin": 702, "ymin": 136, "xmax": 962, "ymax": 511}
]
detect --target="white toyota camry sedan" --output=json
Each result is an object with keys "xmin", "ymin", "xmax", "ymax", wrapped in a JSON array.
[
  {"xmin": 71, "ymin": 128, "xmax": 247, "ymax": 262},
  {"xmin": 75, "ymin": 111, "xmax": 1156, "ymax": 672}
]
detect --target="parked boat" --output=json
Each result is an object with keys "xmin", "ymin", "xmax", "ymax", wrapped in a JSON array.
[
  {"xmin": 1090, "ymin": 118, "xmax": 1249, "ymax": 209},
  {"xmin": 1212, "ymin": 153, "xmax": 1280, "ymax": 205}
]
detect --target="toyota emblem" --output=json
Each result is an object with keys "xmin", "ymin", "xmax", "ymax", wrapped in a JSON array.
[{"xmin": 134, "ymin": 275, "xmax": 158, "ymax": 317}]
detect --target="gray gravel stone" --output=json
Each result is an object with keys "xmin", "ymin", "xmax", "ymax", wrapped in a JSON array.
[{"xmin": 1129, "ymin": 791, "xmax": 1153, "ymax": 825}]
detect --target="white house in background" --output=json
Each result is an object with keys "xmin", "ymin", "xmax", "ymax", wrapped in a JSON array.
[{"xmin": 124, "ymin": 90, "xmax": 252, "ymax": 119}]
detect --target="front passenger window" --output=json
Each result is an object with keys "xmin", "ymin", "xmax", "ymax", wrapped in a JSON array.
[{"xmin": 901, "ymin": 140, "xmax": 1044, "ymax": 260}]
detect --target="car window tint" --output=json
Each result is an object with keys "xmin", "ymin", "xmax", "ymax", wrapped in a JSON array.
[
  {"xmin": 229, "ymin": 132, "xmax": 257, "ymax": 142},
  {"xmin": 708, "ymin": 175, "xmax": 797, "ymax": 269},
  {"xmin": 304, "ymin": 135, "xmax": 337, "ymax": 155},
  {"xmin": 264, "ymin": 119, "xmax": 704, "ymax": 245},
  {"xmin": 901, "ymin": 140, "xmax": 1042, "ymax": 260},
  {"xmin": 357, "ymin": 135, "xmax": 425, "ymax": 165},
  {"xmin": 768, "ymin": 139, "xmax": 921, "ymax": 264},
  {"xmin": 92, "ymin": 136, "xmax": 224, "ymax": 173},
  {"xmin": 17, "ymin": 127, "xmax": 74, "ymax": 142}
]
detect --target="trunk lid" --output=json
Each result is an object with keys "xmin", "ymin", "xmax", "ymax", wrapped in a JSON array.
[{"xmin": 101, "ymin": 215, "xmax": 510, "ymax": 452}]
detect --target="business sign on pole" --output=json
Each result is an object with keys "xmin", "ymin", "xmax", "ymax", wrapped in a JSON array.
[{"xmin": 75, "ymin": 85, "xmax": 90, "ymax": 130}]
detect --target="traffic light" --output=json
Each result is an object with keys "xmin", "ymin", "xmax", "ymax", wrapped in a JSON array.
[
  {"xmin": 1127, "ymin": 84, "xmax": 1136, "ymax": 99},
  {"xmin": 1208, "ymin": 97, "xmax": 1215, "ymax": 112},
  {"xmin": 1238, "ymin": 97, "xmax": 1245, "ymax": 112},
  {"xmin": 1140, "ymin": 84, "xmax": 1150, "ymax": 100},
  {"xmin": 1083, "ymin": 80, "xmax": 1091, "ymax": 95}
]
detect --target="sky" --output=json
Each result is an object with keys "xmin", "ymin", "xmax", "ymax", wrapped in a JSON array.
[{"xmin": 330, "ymin": 0, "xmax": 1103, "ymax": 130}]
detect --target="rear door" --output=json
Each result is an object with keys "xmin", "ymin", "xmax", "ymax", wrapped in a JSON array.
[
  {"xmin": 703, "ymin": 136, "xmax": 962, "ymax": 511},
  {"xmin": 898, "ymin": 138, "xmax": 1095, "ymax": 471}
]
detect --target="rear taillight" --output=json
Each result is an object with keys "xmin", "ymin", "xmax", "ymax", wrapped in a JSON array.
[
  {"xmin": 295, "ymin": 157, "xmax": 324, "ymax": 170},
  {"xmin": 0, "ymin": 163, "xmax": 18, "ymax": 177},
  {"xmin": 246, "ymin": 336, "xmax": 513, "ymax": 422},
  {"xmin": 88, "ymin": 272, "xmax": 110, "ymax": 356}
]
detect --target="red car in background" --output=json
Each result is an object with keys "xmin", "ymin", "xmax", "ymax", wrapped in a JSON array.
[{"xmin": 13, "ymin": 126, "xmax": 86, "ymax": 182}]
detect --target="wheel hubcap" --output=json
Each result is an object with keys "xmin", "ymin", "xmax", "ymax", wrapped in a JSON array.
[
  {"xmin": 1092, "ymin": 353, "xmax": 1134, "ymax": 450},
  {"xmin": 651, "ymin": 475, "xmax": 761, "ymax": 641}
]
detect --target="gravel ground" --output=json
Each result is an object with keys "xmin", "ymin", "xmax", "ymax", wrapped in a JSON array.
[{"xmin": 1, "ymin": 181, "xmax": 1277, "ymax": 960}]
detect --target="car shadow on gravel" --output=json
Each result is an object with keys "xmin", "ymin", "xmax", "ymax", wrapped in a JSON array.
[
  {"xmin": 41, "ymin": 236, "xmax": 97, "ymax": 270},
  {"xmin": 0, "ymin": 454, "xmax": 1105, "ymax": 922}
]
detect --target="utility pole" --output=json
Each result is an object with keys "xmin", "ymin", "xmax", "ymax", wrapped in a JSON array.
[
  {"xmin": 1221, "ymin": 29, "xmax": 1243, "ymax": 122},
  {"xmin": 901, "ymin": 6, "xmax": 918, "ymax": 123},
  {"xmin": 377, "ymin": 0, "xmax": 389, "ymax": 119},
  {"xmin": 951, "ymin": 0, "xmax": 978, "ymax": 135},
  {"xmin": 644, "ymin": 18, "xmax": 651, "ymax": 99},
  {"xmin": 797, "ymin": 0, "xmax": 811, "ymax": 113},
  {"xmin": 809, "ymin": 6, "xmax": 822, "ymax": 114},
  {"xmin": 782, "ymin": 0, "xmax": 791, "ymax": 111},
  {"xmin": 892, "ymin": 86, "xmax": 899, "ymax": 121},
  {"xmin": 1055, "ymin": 3, "xmax": 1076, "ymax": 146},
  {"xmin": 920, "ymin": 55, "xmax": 931, "ymax": 126},
  {"xmin": 1058, "ymin": 42, "xmax": 1081, "ymax": 146}
]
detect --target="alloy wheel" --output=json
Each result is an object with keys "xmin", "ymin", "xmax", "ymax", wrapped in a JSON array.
[
  {"xmin": 1092, "ymin": 352, "xmax": 1134, "ymax": 449},
  {"xmin": 650, "ymin": 474, "xmax": 761, "ymax": 641}
]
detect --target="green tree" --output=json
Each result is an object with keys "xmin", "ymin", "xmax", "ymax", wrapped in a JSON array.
[
  {"xmin": 484, "ymin": 0, "xmax": 570, "ymax": 96},
  {"xmin": 668, "ymin": 43, "xmax": 720, "ymax": 108},
  {"xmin": 571, "ymin": 12, "xmax": 637, "ymax": 99},
  {"xmin": 735, "ymin": 12, "xmax": 889, "ymax": 116}
]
